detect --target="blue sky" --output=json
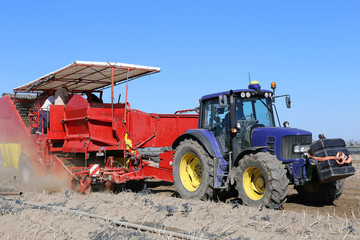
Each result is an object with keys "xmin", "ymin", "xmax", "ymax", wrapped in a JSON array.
[{"xmin": 0, "ymin": 1, "xmax": 359, "ymax": 140}]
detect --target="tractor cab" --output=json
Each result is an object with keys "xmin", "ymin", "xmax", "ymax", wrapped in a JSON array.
[{"xmin": 199, "ymin": 81, "xmax": 276, "ymax": 158}]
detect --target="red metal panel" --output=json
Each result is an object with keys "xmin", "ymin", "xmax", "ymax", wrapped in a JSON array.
[
  {"xmin": 126, "ymin": 110, "xmax": 198, "ymax": 149},
  {"xmin": 64, "ymin": 95, "xmax": 89, "ymax": 134},
  {"xmin": 0, "ymin": 96, "xmax": 40, "ymax": 174},
  {"xmin": 87, "ymin": 103, "xmax": 125, "ymax": 148},
  {"xmin": 159, "ymin": 150, "xmax": 174, "ymax": 170},
  {"xmin": 127, "ymin": 110, "xmax": 155, "ymax": 147},
  {"xmin": 47, "ymin": 105, "xmax": 66, "ymax": 152},
  {"xmin": 61, "ymin": 95, "xmax": 89, "ymax": 152},
  {"xmin": 0, "ymin": 96, "xmax": 29, "ymax": 141},
  {"xmin": 153, "ymin": 114, "xmax": 198, "ymax": 147},
  {"xmin": 48, "ymin": 105, "xmax": 65, "ymax": 135},
  {"xmin": 61, "ymin": 95, "xmax": 127, "ymax": 152},
  {"xmin": 142, "ymin": 165, "xmax": 173, "ymax": 182}
]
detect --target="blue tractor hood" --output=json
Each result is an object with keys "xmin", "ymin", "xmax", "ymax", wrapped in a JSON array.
[
  {"xmin": 252, "ymin": 127, "xmax": 312, "ymax": 140},
  {"xmin": 252, "ymin": 127, "xmax": 312, "ymax": 161}
]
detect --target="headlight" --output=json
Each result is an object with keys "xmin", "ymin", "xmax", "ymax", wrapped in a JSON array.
[{"xmin": 293, "ymin": 145, "xmax": 309, "ymax": 153}]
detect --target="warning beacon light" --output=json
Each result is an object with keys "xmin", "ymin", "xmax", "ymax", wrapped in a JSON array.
[
  {"xmin": 248, "ymin": 81, "xmax": 261, "ymax": 91},
  {"xmin": 271, "ymin": 82, "xmax": 277, "ymax": 91}
]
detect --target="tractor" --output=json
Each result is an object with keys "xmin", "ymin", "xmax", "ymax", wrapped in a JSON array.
[{"xmin": 172, "ymin": 81, "xmax": 355, "ymax": 207}]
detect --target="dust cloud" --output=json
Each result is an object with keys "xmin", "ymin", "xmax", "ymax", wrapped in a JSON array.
[{"xmin": 0, "ymin": 97, "xmax": 70, "ymax": 194}]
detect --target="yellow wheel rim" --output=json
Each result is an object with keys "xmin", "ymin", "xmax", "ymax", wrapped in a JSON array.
[
  {"xmin": 243, "ymin": 167, "xmax": 265, "ymax": 200},
  {"xmin": 179, "ymin": 153, "xmax": 202, "ymax": 192}
]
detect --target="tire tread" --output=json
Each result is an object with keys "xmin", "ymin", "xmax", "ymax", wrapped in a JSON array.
[
  {"xmin": 173, "ymin": 139, "xmax": 215, "ymax": 200},
  {"xmin": 233, "ymin": 152, "xmax": 289, "ymax": 207}
]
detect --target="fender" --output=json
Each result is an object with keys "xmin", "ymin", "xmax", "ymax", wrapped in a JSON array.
[
  {"xmin": 172, "ymin": 129, "xmax": 223, "ymax": 159},
  {"xmin": 233, "ymin": 146, "xmax": 269, "ymax": 167},
  {"xmin": 172, "ymin": 129, "xmax": 227, "ymax": 188}
]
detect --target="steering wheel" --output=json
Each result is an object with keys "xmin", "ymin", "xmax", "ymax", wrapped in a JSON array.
[
  {"xmin": 239, "ymin": 114, "xmax": 253, "ymax": 121},
  {"xmin": 238, "ymin": 114, "xmax": 258, "ymax": 128}
]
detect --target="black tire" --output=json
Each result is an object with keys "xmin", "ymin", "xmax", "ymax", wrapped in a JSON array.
[
  {"xmin": 233, "ymin": 152, "xmax": 289, "ymax": 207},
  {"xmin": 91, "ymin": 183, "xmax": 104, "ymax": 192},
  {"xmin": 113, "ymin": 183, "xmax": 126, "ymax": 193},
  {"xmin": 294, "ymin": 179, "xmax": 345, "ymax": 205},
  {"xmin": 173, "ymin": 139, "xmax": 215, "ymax": 200}
]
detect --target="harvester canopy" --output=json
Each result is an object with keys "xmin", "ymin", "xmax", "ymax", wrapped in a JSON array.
[{"xmin": 14, "ymin": 61, "xmax": 161, "ymax": 93}]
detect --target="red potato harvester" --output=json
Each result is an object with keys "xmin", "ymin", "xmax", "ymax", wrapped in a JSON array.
[{"xmin": 0, "ymin": 61, "xmax": 198, "ymax": 194}]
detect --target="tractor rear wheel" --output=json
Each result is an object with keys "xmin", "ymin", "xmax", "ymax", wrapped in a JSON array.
[
  {"xmin": 173, "ymin": 139, "xmax": 215, "ymax": 200},
  {"xmin": 232, "ymin": 152, "xmax": 289, "ymax": 208},
  {"xmin": 294, "ymin": 179, "xmax": 345, "ymax": 205}
]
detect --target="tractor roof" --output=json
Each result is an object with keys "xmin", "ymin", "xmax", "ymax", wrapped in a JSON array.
[
  {"xmin": 200, "ymin": 89, "xmax": 272, "ymax": 101},
  {"xmin": 14, "ymin": 61, "xmax": 161, "ymax": 93}
]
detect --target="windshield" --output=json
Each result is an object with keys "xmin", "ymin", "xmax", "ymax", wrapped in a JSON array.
[{"xmin": 235, "ymin": 96, "xmax": 275, "ymax": 127}]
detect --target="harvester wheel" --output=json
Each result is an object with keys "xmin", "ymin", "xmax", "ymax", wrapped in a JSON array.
[
  {"xmin": 232, "ymin": 152, "xmax": 289, "ymax": 208},
  {"xmin": 173, "ymin": 139, "xmax": 215, "ymax": 200},
  {"xmin": 17, "ymin": 154, "xmax": 35, "ymax": 187},
  {"xmin": 294, "ymin": 179, "xmax": 345, "ymax": 205}
]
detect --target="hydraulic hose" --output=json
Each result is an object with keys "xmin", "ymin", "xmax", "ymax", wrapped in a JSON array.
[{"xmin": 308, "ymin": 150, "xmax": 352, "ymax": 165}]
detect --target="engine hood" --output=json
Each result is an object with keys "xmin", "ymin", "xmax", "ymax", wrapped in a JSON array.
[
  {"xmin": 252, "ymin": 127, "xmax": 312, "ymax": 161},
  {"xmin": 252, "ymin": 127, "xmax": 312, "ymax": 140}
]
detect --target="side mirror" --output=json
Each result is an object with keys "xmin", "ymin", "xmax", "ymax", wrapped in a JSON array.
[
  {"xmin": 285, "ymin": 96, "xmax": 291, "ymax": 108},
  {"xmin": 219, "ymin": 94, "xmax": 228, "ymax": 107}
]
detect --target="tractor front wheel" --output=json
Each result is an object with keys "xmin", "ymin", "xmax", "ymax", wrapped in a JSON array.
[
  {"xmin": 173, "ymin": 139, "xmax": 215, "ymax": 200},
  {"xmin": 232, "ymin": 152, "xmax": 289, "ymax": 208}
]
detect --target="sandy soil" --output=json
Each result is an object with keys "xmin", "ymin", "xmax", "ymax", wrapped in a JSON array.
[{"xmin": 0, "ymin": 156, "xmax": 359, "ymax": 240}]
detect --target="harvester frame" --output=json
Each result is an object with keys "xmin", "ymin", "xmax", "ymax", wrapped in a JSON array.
[{"xmin": 1, "ymin": 61, "xmax": 198, "ymax": 193}]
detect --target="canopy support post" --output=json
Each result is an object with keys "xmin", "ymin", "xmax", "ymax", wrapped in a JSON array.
[
  {"xmin": 111, "ymin": 66, "xmax": 115, "ymax": 119},
  {"xmin": 123, "ymin": 69, "xmax": 130, "ymax": 124}
]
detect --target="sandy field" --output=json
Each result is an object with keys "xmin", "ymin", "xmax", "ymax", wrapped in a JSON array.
[{"xmin": 0, "ymin": 155, "xmax": 359, "ymax": 240}]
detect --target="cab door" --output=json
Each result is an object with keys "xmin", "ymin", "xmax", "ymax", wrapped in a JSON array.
[{"xmin": 201, "ymin": 98, "xmax": 230, "ymax": 156}]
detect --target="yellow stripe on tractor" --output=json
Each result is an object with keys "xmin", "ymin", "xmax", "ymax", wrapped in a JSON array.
[{"xmin": 0, "ymin": 143, "xmax": 21, "ymax": 169}]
